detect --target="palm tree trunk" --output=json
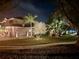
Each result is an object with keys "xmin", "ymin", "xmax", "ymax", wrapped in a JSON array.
[{"xmin": 30, "ymin": 23, "xmax": 32, "ymax": 37}]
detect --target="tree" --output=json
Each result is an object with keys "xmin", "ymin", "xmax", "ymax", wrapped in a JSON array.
[
  {"xmin": 23, "ymin": 13, "xmax": 37, "ymax": 36},
  {"xmin": 58, "ymin": 0, "xmax": 79, "ymax": 32},
  {"xmin": 23, "ymin": 14, "xmax": 37, "ymax": 26},
  {"xmin": 34, "ymin": 22, "xmax": 47, "ymax": 35},
  {"xmin": 48, "ymin": 14, "xmax": 68, "ymax": 37}
]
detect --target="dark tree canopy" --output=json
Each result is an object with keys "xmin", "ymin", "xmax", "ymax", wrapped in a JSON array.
[{"xmin": 58, "ymin": 0, "xmax": 79, "ymax": 29}]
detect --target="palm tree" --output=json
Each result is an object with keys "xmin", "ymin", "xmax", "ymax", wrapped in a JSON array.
[
  {"xmin": 23, "ymin": 14, "xmax": 37, "ymax": 26},
  {"xmin": 23, "ymin": 13, "xmax": 37, "ymax": 37}
]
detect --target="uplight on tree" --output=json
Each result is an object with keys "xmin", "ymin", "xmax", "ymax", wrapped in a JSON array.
[{"xmin": 34, "ymin": 22, "xmax": 47, "ymax": 35}]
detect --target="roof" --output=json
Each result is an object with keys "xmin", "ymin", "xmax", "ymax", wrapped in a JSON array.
[
  {"xmin": 0, "ymin": 18, "xmax": 24, "ymax": 27},
  {"xmin": 0, "ymin": 18, "xmax": 34, "ymax": 27}
]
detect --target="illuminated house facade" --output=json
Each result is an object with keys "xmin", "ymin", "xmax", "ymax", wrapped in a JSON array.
[{"xmin": 0, "ymin": 18, "xmax": 34, "ymax": 38}]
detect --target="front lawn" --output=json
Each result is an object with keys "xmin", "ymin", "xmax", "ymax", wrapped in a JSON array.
[{"xmin": 0, "ymin": 35, "xmax": 77, "ymax": 46}]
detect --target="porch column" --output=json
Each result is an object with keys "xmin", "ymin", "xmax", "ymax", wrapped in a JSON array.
[{"xmin": 12, "ymin": 26, "xmax": 16, "ymax": 37}]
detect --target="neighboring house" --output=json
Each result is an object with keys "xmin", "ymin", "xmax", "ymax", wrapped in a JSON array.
[{"xmin": 0, "ymin": 18, "xmax": 34, "ymax": 38}]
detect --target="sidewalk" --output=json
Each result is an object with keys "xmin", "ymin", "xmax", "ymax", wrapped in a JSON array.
[{"xmin": 0, "ymin": 41, "xmax": 77, "ymax": 50}]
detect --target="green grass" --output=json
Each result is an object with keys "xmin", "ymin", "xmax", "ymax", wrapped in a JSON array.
[
  {"xmin": 58, "ymin": 35, "xmax": 77, "ymax": 42},
  {"xmin": 0, "ymin": 35, "xmax": 77, "ymax": 46},
  {"xmin": 0, "ymin": 37, "xmax": 55, "ymax": 46}
]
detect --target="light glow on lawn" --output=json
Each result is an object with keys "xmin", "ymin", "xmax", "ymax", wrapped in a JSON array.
[{"xmin": 35, "ymin": 36, "xmax": 43, "ymax": 40}]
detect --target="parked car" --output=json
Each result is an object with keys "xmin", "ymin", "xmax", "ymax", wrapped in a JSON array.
[{"xmin": 66, "ymin": 29, "xmax": 77, "ymax": 36}]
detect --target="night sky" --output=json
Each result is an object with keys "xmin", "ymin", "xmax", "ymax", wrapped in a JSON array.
[{"xmin": 0, "ymin": 0, "xmax": 57, "ymax": 22}]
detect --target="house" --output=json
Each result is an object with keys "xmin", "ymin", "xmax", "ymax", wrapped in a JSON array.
[{"xmin": 0, "ymin": 18, "xmax": 34, "ymax": 38}]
